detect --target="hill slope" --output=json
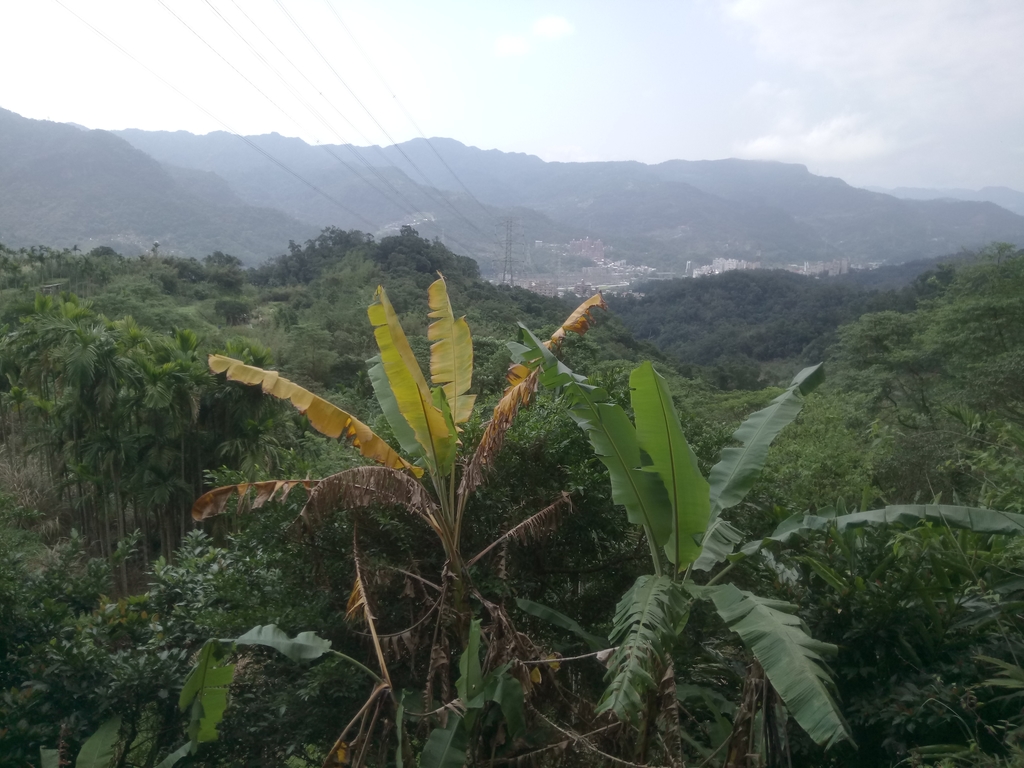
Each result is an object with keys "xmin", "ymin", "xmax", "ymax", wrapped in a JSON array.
[
  {"xmin": 351, "ymin": 138, "xmax": 1024, "ymax": 265},
  {"xmin": 4, "ymin": 105, "xmax": 1021, "ymax": 270},
  {"xmin": 868, "ymin": 185, "xmax": 1024, "ymax": 216},
  {"xmin": 0, "ymin": 108, "xmax": 318, "ymax": 262}
]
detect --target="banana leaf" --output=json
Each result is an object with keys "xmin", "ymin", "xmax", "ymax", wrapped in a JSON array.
[
  {"xmin": 694, "ymin": 364, "xmax": 823, "ymax": 571},
  {"xmin": 630, "ymin": 361, "xmax": 710, "ymax": 571},
  {"xmin": 690, "ymin": 583, "xmax": 852, "ymax": 748}
]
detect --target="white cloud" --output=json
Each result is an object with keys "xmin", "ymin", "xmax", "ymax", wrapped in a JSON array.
[
  {"xmin": 722, "ymin": 0, "xmax": 1024, "ymax": 106},
  {"xmin": 493, "ymin": 34, "xmax": 530, "ymax": 57},
  {"xmin": 737, "ymin": 115, "xmax": 893, "ymax": 164},
  {"xmin": 532, "ymin": 16, "xmax": 574, "ymax": 39},
  {"xmin": 720, "ymin": 0, "xmax": 1024, "ymax": 184}
]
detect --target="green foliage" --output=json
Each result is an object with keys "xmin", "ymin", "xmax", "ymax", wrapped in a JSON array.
[
  {"xmin": 75, "ymin": 717, "xmax": 122, "ymax": 768},
  {"xmin": 690, "ymin": 584, "xmax": 851, "ymax": 747},
  {"xmin": 231, "ymin": 624, "xmax": 333, "ymax": 663},
  {"xmin": 599, "ymin": 575, "xmax": 689, "ymax": 723},
  {"xmin": 419, "ymin": 717, "xmax": 468, "ymax": 768},
  {"xmin": 515, "ymin": 598, "xmax": 608, "ymax": 651},
  {"xmin": 630, "ymin": 361, "xmax": 711, "ymax": 570},
  {"xmin": 5, "ymin": 235, "xmax": 1024, "ymax": 766},
  {"xmin": 695, "ymin": 363, "xmax": 824, "ymax": 571},
  {"xmin": 611, "ymin": 269, "xmax": 903, "ymax": 378},
  {"xmin": 513, "ymin": 327, "xmax": 674, "ymax": 570},
  {"xmin": 761, "ymin": 504, "xmax": 1024, "ymax": 546},
  {"xmin": 179, "ymin": 642, "xmax": 236, "ymax": 745}
]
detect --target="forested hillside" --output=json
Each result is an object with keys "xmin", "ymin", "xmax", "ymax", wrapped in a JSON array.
[
  {"xmin": 2, "ymin": 234, "xmax": 1024, "ymax": 768},
  {"xmin": 5, "ymin": 102, "xmax": 1022, "ymax": 273},
  {"xmin": 299, "ymin": 136, "xmax": 1024, "ymax": 266},
  {"xmin": 0, "ymin": 108, "xmax": 318, "ymax": 261},
  {"xmin": 608, "ymin": 261, "xmax": 966, "ymax": 388}
]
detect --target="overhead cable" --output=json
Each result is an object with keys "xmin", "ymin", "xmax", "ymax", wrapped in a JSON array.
[
  {"xmin": 322, "ymin": 0, "xmax": 495, "ymax": 220},
  {"xmin": 271, "ymin": 0, "xmax": 492, "ymax": 241},
  {"xmin": 52, "ymin": 0, "xmax": 374, "ymax": 230},
  {"xmin": 200, "ymin": 0, "xmax": 425, "ymax": 220}
]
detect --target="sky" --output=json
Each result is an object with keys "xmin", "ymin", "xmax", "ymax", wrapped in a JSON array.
[{"xmin": 1, "ymin": 0, "xmax": 1022, "ymax": 190}]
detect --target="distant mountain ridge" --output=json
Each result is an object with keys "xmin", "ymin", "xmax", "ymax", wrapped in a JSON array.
[
  {"xmin": 356, "ymin": 139, "xmax": 1024, "ymax": 266},
  {"xmin": 1, "ymin": 106, "xmax": 1021, "ymax": 268},
  {"xmin": 867, "ymin": 185, "xmax": 1024, "ymax": 216},
  {"xmin": 0, "ymin": 107, "xmax": 321, "ymax": 261}
]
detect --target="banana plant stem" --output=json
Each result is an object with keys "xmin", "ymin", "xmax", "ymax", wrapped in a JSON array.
[{"xmin": 329, "ymin": 650, "xmax": 384, "ymax": 685}]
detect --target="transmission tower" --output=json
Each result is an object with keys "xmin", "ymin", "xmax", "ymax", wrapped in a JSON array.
[{"xmin": 496, "ymin": 217, "xmax": 524, "ymax": 286}]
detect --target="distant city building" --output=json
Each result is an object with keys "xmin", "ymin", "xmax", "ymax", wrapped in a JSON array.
[
  {"xmin": 573, "ymin": 279, "xmax": 594, "ymax": 296},
  {"xmin": 527, "ymin": 280, "xmax": 559, "ymax": 297},
  {"xmin": 569, "ymin": 237, "xmax": 605, "ymax": 260},
  {"xmin": 692, "ymin": 258, "xmax": 761, "ymax": 278}
]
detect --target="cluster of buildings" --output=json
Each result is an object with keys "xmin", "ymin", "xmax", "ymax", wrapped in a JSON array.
[
  {"xmin": 689, "ymin": 256, "xmax": 853, "ymax": 279},
  {"xmin": 514, "ymin": 239, "xmax": 862, "ymax": 297},
  {"xmin": 691, "ymin": 257, "xmax": 762, "ymax": 278},
  {"xmin": 521, "ymin": 238, "xmax": 664, "ymax": 297},
  {"xmin": 788, "ymin": 258, "xmax": 852, "ymax": 277},
  {"xmin": 567, "ymin": 237, "xmax": 605, "ymax": 260}
]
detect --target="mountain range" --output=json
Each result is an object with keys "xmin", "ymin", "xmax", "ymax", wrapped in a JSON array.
[
  {"xmin": 2, "ymin": 106, "xmax": 1022, "ymax": 269},
  {"xmin": 867, "ymin": 186, "xmax": 1024, "ymax": 216}
]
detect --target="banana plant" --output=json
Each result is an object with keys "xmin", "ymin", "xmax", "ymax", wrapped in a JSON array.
[
  {"xmin": 512, "ymin": 324, "xmax": 852, "ymax": 758},
  {"xmin": 190, "ymin": 277, "xmax": 607, "ymax": 764}
]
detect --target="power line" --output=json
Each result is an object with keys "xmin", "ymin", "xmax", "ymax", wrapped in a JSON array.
[
  {"xmin": 212, "ymin": 0, "xmax": 484, "ymax": 257},
  {"xmin": 200, "ymin": 0, "xmax": 426, "ymax": 220},
  {"xmin": 271, "ymin": 0, "xmax": 491, "ymax": 242},
  {"xmin": 158, "ymin": 0, "xmax": 480, "ymax": 258},
  {"xmin": 321, "ymin": 0, "xmax": 494, "ymax": 221},
  {"xmin": 52, "ymin": 0, "xmax": 374, "ymax": 230}
]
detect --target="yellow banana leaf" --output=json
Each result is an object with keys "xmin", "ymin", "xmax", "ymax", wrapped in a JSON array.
[
  {"xmin": 548, "ymin": 292, "xmax": 607, "ymax": 349},
  {"xmin": 192, "ymin": 479, "xmax": 317, "ymax": 521},
  {"xmin": 427, "ymin": 274, "xmax": 476, "ymax": 424},
  {"xmin": 208, "ymin": 354, "xmax": 420, "ymax": 476},
  {"xmin": 506, "ymin": 362, "xmax": 532, "ymax": 387},
  {"xmin": 462, "ymin": 293, "xmax": 608, "ymax": 495},
  {"xmin": 367, "ymin": 287, "xmax": 456, "ymax": 475}
]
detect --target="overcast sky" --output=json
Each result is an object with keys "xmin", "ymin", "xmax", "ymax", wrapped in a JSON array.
[{"xmin": 1, "ymin": 0, "xmax": 1022, "ymax": 189}]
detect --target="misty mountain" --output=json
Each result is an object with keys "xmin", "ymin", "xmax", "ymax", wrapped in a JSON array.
[
  {"xmin": 362, "ymin": 139, "xmax": 1024, "ymax": 266},
  {"xmin": 867, "ymin": 185, "xmax": 1024, "ymax": 216},
  {"xmin": 0, "ymin": 107, "xmax": 319, "ymax": 262},
  {"xmin": 3, "ymin": 105, "xmax": 1021, "ymax": 270},
  {"xmin": 112, "ymin": 128, "xmax": 581, "ymax": 264}
]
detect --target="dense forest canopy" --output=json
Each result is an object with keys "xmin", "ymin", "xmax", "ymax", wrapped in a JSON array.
[{"xmin": 2, "ymin": 232, "xmax": 1024, "ymax": 768}]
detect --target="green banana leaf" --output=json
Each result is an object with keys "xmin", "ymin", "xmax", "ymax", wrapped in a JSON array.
[
  {"xmin": 456, "ymin": 619, "xmax": 483, "ymax": 703},
  {"xmin": 766, "ymin": 504, "xmax": 1024, "ymax": 545},
  {"xmin": 420, "ymin": 715, "xmax": 468, "ymax": 768},
  {"xmin": 598, "ymin": 575, "xmax": 689, "ymax": 724},
  {"xmin": 630, "ymin": 361, "xmax": 710, "ymax": 571},
  {"xmin": 690, "ymin": 583, "xmax": 852, "ymax": 748},
  {"xmin": 75, "ymin": 717, "xmax": 121, "ymax": 768},
  {"xmin": 154, "ymin": 742, "xmax": 192, "ymax": 768},
  {"xmin": 179, "ymin": 642, "xmax": 235, "ymax": 746},
  {"xmin": 514, "ymin": 327, "xmax": 672, "ymax": 557},
  {"xmin": 231, "ymin": 624, "xmax": 333, "ymax": 662},
  {"xmin": 695, "ymin": 364, "xmax": 823, "ymax": 571},
  {"xmin": 516, "ymin": 597, "xmax": 609, "ymax": 651}
]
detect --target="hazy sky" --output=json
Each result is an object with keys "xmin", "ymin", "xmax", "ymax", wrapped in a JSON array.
[{"xmin": 1, "ymin": 0, "xmax": 1022, "ymax": 189}]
